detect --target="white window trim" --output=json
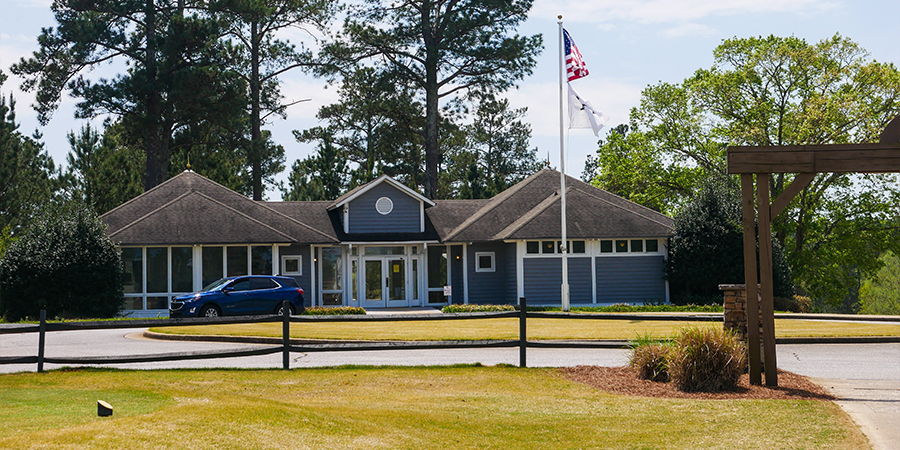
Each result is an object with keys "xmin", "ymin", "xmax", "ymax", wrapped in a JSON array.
[
  {"xmin": 281, "ymin": 255, "xmax": 302, "ymax": 276},
  {"xmin": 474, "ymin": 251, "xmax": 495, "ymax": 273}
]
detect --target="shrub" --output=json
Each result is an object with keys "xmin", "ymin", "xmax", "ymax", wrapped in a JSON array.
[
  {"xmin": 442, "ymin": 304, "xmax": 515, "ymax": 313},
  {"xmin": 666, "ymin": 182, "xmax": 794, "ymax": 305},
  {"xmin": 301, "ymin": 306, "xmax": 366, "ymax": 315},
  {"xmin": 774, "ymin": 295, "xmax": 813, "ymax": 313},
  {"xmin": 668, "ymin": 327, "xmax": 747, "ymax": 392},
  {"xmin": 0, "ymin": 202, "xmax": 123, "ymax": 321},
  {"xmin": 629, "ymin": 336, "xmax": 673, "ymax": 382}
]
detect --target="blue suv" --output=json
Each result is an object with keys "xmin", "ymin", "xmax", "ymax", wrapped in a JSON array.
[{"xmin": 169, "ymin": 275, "xmax": 305, "ymax": 318}]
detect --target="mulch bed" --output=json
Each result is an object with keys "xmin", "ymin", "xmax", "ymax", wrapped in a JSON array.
[{"xmin": 560, "ymin": 366, "xmax": 835, "ymax": 400}]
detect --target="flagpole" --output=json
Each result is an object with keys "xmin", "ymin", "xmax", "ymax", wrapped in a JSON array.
[{"xmin": 558, "ymin": 16, "xmax": 570, "ymax": 312}]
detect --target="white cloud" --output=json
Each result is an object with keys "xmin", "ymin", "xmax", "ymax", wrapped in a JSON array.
[{"xmin": 531, "ymin": 0, "xmax": 837, "ymax": 25}]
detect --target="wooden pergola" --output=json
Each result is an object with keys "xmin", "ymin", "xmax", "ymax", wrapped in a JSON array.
[{"xmin": 726, "ymin": 116, "xmax": 900, "ymax": 386}]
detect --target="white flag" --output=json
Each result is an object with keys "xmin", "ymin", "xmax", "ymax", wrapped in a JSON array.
[{"xmin": 568, "ymin": 84, "xmax": 609, "ymax": 137}]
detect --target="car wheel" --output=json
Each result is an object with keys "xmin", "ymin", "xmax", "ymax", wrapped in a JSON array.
[
  {"xmin": 276, "ymin": 303, "xmax": 294, "ymax": 316},
  {"xmin": 200, "ymin": 305, "xmax": 220, "ymax": 318}
]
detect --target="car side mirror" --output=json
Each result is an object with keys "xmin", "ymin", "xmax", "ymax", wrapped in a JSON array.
[{"xmin": 222, "ymin": 286, "xmax": 235, "ymax": 295}]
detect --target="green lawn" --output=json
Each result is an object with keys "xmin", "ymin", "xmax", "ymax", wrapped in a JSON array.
[
  {"xmin": 150, "ymin": 317, "xmax": 900, "ymax": 341},
  {"xmin": 0, "ymin": 366, "xmax": 868, "ymax": 449}
]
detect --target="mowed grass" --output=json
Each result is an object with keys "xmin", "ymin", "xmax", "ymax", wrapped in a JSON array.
[
  {"xmin": 0, "ymin": 366, "xmax": 868, "ymax": 450},
  {"xmin": 150, "ymin": 317, "xmax": 900, "ymax": 341}
]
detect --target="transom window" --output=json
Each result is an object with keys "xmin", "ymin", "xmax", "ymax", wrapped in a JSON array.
[
  {"xmin": 525, "ymin": 241, "xmax": 586, "ymax": 255},
  {"xmin": 600, "ymin": 239, "xmax": 661, "ymax": 254}
]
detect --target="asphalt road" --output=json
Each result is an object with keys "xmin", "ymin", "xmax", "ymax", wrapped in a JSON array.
[{"xmin": 1, "ymin": 327, "xmax": 897, "ymax": 378}]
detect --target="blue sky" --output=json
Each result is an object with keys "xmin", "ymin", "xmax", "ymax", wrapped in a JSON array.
[{"xmin": 2, "ymin": 0, "xmax": 898, "ymax": 198}]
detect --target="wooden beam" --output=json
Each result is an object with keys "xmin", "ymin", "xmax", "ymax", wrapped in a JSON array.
[
  {"xmin": 756, "ymin": 174, "xmax": 778, "ymax": 387},
  {"xmin": 727, "ymin": 143, "xmax": 900, "ymax": 174},
  {"xmin": 741, "ymin": 174, "xmax": 762, "ymax": 386},
  {"xmin": 770, "ymin": 173, "xmax": 816, "ymax": 218}
]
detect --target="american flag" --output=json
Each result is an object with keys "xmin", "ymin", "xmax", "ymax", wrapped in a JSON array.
[{"xmin": 563, "ymin": 29, "xmax": 588, "ymax": 82}]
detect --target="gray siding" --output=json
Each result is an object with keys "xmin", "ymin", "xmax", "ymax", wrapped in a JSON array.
[
  {"xmin": 523, "ymin": 257, "xmax": 591, "ymax": 304},
  {"xmin": 466, "ymin": 242, "xmax": 509, "ymax": 305},
  {"xmin": 595, "ymin": 255, "xmax": 666, "ymax": 303},
  {"xmin": 280, "ymin": 244, "xmax": 313, "ymax": 307},
  {"xmin": 348, "ymin": 183, "xmax": 421, "ymax": 233}
]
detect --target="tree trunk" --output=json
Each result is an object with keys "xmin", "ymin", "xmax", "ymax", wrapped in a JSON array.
[
  {"xmin": 144, "ymin": 0, "xmax": 163, "ymax": 191},
  {"xmin": 250, "ymin": 19, "xmax": 263, "ymax": 200}
]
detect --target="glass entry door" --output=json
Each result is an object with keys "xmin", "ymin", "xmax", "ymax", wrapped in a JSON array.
[{"xmin": 363, "ymin": 257, "xmax": 407, "ymax": 308}]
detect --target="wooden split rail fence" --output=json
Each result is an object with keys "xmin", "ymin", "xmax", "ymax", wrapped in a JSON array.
[{"xmin": 1, "ymin": 298, "xmax": 721, "ymax": 372}]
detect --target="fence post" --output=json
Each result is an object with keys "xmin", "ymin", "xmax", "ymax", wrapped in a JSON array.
[
  {"xmin": 519, "ymin": 297, "xmax": 526, "ymax": 368},
  {"xmin": 282, "ymin": 301, "xmax": 290, "ymax": 370},
  {"xmin": 38, "ymin": 310, "xmax": 46, "ymax": 373}
]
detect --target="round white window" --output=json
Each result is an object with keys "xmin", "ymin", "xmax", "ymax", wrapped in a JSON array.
[{"xmin": 375, "ymin": 196, "xmax": 394, "ymax": 215}]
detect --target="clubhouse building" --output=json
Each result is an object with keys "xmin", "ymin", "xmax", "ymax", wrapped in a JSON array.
[{"xmin": 102, "ymin": 169, "xmax": 674, "ymax": 316}]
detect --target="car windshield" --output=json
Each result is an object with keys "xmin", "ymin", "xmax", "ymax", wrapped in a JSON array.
[{"xmin": 201, "ymin": 278, "xmax": 232, "ymax": 292}]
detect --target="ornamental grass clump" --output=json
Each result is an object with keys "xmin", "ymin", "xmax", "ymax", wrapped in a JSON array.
[
  {"xmin": 628, "ymin": 336, "xmax": 673, "ymax": 382},
  {"xmin": 668, "ymin": 327, "xmax": 747, "ymax": 392}
]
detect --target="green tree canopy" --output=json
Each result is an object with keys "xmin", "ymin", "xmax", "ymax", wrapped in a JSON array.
[
  {"xmin": 317, "ymin": 0, "xmax": 542, "ymax": 199},
  {"xmin": 0, "ymin": 201, "xmax": 123, "ymax": 321},
  {"xmin": 590, "ymin": 34, "xmax": 900, "ymax": 309}
]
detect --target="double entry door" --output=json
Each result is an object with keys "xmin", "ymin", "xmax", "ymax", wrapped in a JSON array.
[{"xmin": 362, "ymin": 257, "xmax": 407, "ymax": 308}]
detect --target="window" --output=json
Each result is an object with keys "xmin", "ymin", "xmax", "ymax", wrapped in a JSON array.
[
  {"xmin": 230, "ymin": 279, "xmax": 251, "ymax": 291},
  {"xmin": 375, "ymin": 196, "xmax": 393, "ymax": 215},
  {"xmin": 615, "ymin": 240, "xmax": 629, "ymax": 253},
  {"xmin": 147, "ymin": 247, "xmax": 168, "ymax": 293},
  {"xmin": 630, "ymin": 239, "xmax": 644, "ymax": 253},
  {"xmin": 202, "ymin": 247, "xmax": 223, "ymax": 287},
  {"xmin": 171, "ymin": 247, "xmax": 193, "ymax": 293},
  {"xmin": 475, "ymin": 252, "xmax": 495, "ymax": 272},
  {"xmin": 321, "ymin": 247, "xmax": 343, "ymax": 306},
  {"xmin": 121, "ymin": 248, "xmax": 143, "ymax": 294},
  {"xmin": 251, "ymin": 246, "xmax": 272, "ymax": 275},
  {"xmin": 541, "ymin": 241, "xmax": 556, "ymax": 254},
  {"xmin": 364, "ymin": 246, "xmax": 405, "ymax": 256},
  {"xmin": 227, "ymin": 247, "xmax": 248, "ymax": 276},
  {"xmin": 646, "ymin": 239, "xmax": 659, "ymax": 252},
  {"xmin": 251, "ymin": 277, "xmax": 279, "ymax": 290},
  {"xmin": 282, "ymin": 256, "xmax": 302, "ymax": 275},
  {"xmin": 526, "ymin": 241, "xmax": 539, "ymax": 254},
  {"xmin": 572, "ymin": 241, "xmax": 586, "ymax": 254},
  {"xmin": 600, "ymin": 240, "xmax": 613, "ymax": 253}
]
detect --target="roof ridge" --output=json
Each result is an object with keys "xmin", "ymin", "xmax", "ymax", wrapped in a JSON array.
[
  {"xmin": 491, "ymin": 188, "xmax": 561, "ymax": 240},
  {"xmin": 109, "ymin": 190, "xmax": 297, "ymax": 243},
  {"xmin": 443, "ymin": 169, "xmax": 550, "ymax": 241}
]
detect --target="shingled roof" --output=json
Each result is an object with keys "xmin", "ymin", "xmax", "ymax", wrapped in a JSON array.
[
  {"xmin": 102, "ymin": 171, "xmax": 339, "ymax": 245},
  {"xmin": 441, "ymin": 169, "xmax": 673, "ymax": 242},
  {"xmin": 103, "ymin": 169, "xmax": 673, "ymax": 246}
]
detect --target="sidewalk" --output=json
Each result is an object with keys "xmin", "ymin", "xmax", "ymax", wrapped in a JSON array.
[{"xmin": 810, "ymin": 378, "xmax": 900, "ymax": 450}]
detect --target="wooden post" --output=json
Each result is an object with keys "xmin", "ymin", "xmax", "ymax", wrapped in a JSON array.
[
  {"xmin": 282, "ymin": 301, "xmax": 290, "ymax": 370},
  {"xmin": 757, "ymin": 174, "xmax": 778, "ymax": 387},
  {"xmin": 740, "ymin": 175, "xmax": 761, "ymax": 385},
  {"xmin": 519, "ymin": 297, "xmax": 526, "ymax": 368},
  {"xmin": 38, "ymin": 310, "xmax": 46, "ymax": 373}
]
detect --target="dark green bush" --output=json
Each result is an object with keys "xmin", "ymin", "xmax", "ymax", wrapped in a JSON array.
[
  {"xmin": 629, "ymin": 337, "xmax": 673, "ymax": 382},
  {"xmin": 442, "ymin": 304, "xmax": 515, "ymax": 313},
  {"xmin": 666, "ymin": 182, "xmax": 793, "ymax": 306},
  {"xmin": 0, "ymin": 202, "xmax": 123, "ymax": 321},
  {"xmin": 301, "ymin": 306, "xmax": 366, "ymax": 315},
  {"xmin": 668, "ymin": 327, "xmax": 747, "ymax": 392}
]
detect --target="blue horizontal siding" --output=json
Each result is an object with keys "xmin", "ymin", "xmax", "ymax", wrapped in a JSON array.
[
  {"xmin": 523, "ymin": 257, "xmax": 591, "ymax": 304},
  {"xmin": 595, "ymin": 255, "xmax": 666, "ymax": 303},
  {"xmin": 348, "ymin": 183, "xmax": 420, "ymax": 233}
]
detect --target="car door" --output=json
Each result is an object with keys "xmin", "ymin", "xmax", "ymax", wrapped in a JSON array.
[
  {"xmin": 223, "ymin": 278, "xmax": 254, "ymax": 314},
  {"xmin": 249, "ymin": 277, "xmax": 282, "ymax": 314}
]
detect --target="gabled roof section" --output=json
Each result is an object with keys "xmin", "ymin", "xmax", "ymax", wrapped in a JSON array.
[
  {"xmin": 440, "ymin": 169, "xmax": 674, "ymax": 242},
  {"xmin": 103, "ymin": 171, "xmax": 339, "ymax": 245},
  {"xmin": 327, "ymin": 175, "xmax": 435, "ymax": 211}
]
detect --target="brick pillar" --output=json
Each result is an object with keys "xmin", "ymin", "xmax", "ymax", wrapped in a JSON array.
[{"xmin": 720, "ymin": 284, "xmax": 764, "ymax": 370}]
